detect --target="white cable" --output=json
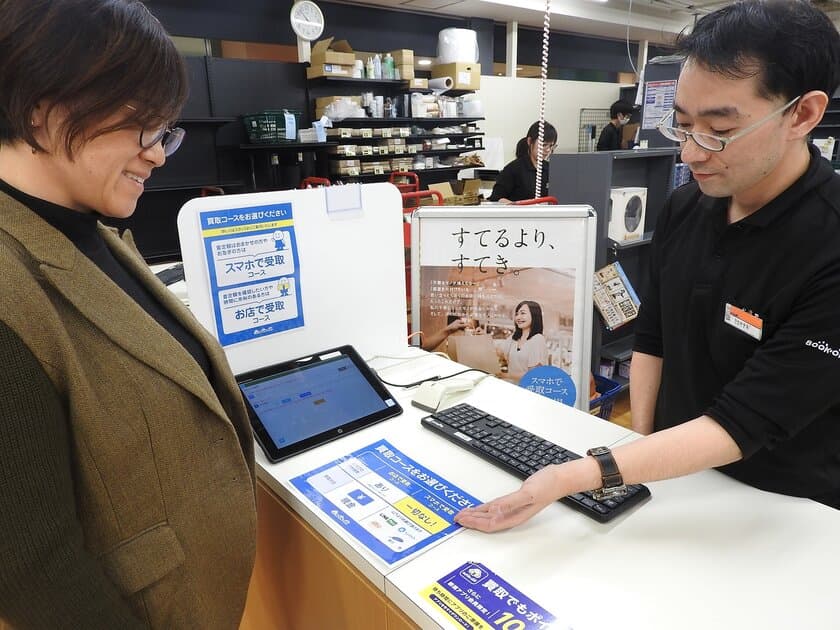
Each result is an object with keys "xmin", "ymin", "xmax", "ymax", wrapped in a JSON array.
[
  {"xmin": 626, "ymin": 0, "xmax": 639, "ymax": 76},
  {"xmin": 534, "ymin": 0, "xmax": 552, "ymax": 200}
]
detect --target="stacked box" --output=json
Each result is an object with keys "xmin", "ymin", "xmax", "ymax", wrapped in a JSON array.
[
  {"xmin": 330, "ymin": 159, "xmax": 361, "ymax": 176},
  {"xmin": 397, "ymin": 65, "xmax": 415, "ymax": 80},
  {"xmin": 431, "ymin": 63, "xmax": 481, "ymax": 90},
  {"xmin": 361, "ymin": 161, "xmax": 391, "ymax": 175},
  {"xmin": 328, "ymin": 144, "xmax": 358, "ymax": 156},
  {"xmin": 391, "ymin": 158, "xmax": 413, "ymax": 171},
  {"xmin": 390, "ymin": 49, "xmax": 414, "ymax": 65}
]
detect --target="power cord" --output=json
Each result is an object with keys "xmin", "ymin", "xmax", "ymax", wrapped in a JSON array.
[{"xmin": 375, "ymin": 367, "xmax": 489, "ymax": 389}]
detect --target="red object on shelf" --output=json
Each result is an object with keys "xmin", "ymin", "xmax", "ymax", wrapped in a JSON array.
[
  {"xmin": 299, "ymin": 176, "xmax": 332, "ymax": 189},
  {"xmin": 400, "ymin": 189, "xmax": 443, "ymax": 246},
  {"xmin": 512, "ymin": 196, "xmax": 558, "ymax": 205},
  {"xmin": 400, "ymin": 189, "xmax": 444, "ymax": 310}
]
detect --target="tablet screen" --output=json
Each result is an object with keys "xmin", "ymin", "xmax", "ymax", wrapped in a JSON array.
[{"xmin": 237, "ymin": 346, "xmax": 401, "ymax": 462}]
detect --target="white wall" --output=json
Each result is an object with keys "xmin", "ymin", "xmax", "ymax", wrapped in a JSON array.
[{"xmin": 476, "ymin": 75, "xmax": 624, "ymax": 164}]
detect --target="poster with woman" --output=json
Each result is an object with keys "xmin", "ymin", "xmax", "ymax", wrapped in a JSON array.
[{"xmin": 411, "ymin": 207, "xmax": 596, "ymax": 409}]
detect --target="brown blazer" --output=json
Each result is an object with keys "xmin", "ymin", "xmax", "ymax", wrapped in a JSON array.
[{"xmin": 0, "ymin": 192, "xmax": 257, "ymax": 628}]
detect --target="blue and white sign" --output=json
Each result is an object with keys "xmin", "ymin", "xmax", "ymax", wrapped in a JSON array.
[
  {"xmin": 200, "ymin": 204, "xmax": 304, "ymax": 346},
  {"xmin": 423, "ymin": 561, "xmax": 559, "ymax": 630},
  {"xmin": 292, "ymin": 440, "xmax": 481, "ymax": 564}
]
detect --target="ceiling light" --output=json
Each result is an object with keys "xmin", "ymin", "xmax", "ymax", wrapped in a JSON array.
[{"xmin": 418, "ymin": 59, "xmax": 432, "ymax": 66}]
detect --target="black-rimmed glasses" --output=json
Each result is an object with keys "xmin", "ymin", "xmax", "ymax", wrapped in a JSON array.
[
  {"xmin": 140, "ymin": 125, "xmax": 185, "ymax": 157},
  {"xmin": 125, "ymin": 104, "xmax": 185, "ymax": 157},
  {"xmin": 656, "ymin": 95, "xmax": 800, "ymax": 152}
]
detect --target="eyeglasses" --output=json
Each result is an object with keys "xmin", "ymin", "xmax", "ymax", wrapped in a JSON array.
[
  {"xmin": 656, "ymin": 95, "xmax": 800, "ymax": 152},
  {"xmin": 140, "ymin": 124, "xmax": 185, "ymax": 157},
  {"xmin": 124, "ymin": 104, "xmax": 185, "ymax": 157}
]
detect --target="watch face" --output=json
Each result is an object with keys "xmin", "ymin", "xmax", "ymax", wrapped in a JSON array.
[{"xmin": 290, "ymin": 1, "xmax": 324, "ymax": 41}]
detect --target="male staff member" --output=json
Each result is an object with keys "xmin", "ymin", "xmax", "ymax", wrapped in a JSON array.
[
  {"xmin": 456, "ymin": 0, "xmax": 840, "ymax": 531},
  {"xmin": 596, "ymin": 100, "xmax": 634, "ymax": 150}
]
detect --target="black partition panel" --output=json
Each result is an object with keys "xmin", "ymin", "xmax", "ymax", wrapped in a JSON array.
[
  {"xmin": 181, "ymin": 56, "xmax": 212, "ymax": 118},
  {"xmin": 206, "ymin": 57, "xmax": 307, "ymax": 118}
]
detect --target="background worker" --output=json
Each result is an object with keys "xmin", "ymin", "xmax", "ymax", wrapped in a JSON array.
[{"xmin": 597, "ymin": 100, "xmax": 635, "ymax": 150}]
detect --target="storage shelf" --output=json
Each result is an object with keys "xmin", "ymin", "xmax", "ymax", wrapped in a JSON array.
[
  {"xmin": 610, "ymin": 147, "xmax": 680, "ymax": 160},
  {"xmin": 327, "ymin": 117, "xmax": 484, "ymax": 125},
  {"xmin": 327, "ymin": 133, "xmax": 483, "ymax": 144},
  {"xmin": 308, "ymin": 76, "xmax": 408, "ymax": 87},
  {"xmin": 601, "ymin": 336, "xmax": 634, "ymax": 362},
  {"xmin": 238, "ymin": 142, "xmax": 338, "ymax": 150},
  {"xmin": 609, "ymin": 231, "xmax": 653, "ymax": 251},
  {"xmin": 328, "ymin": 148, "xmax": 475, "ymax": 160},
  {"xmin": 340, "ymin": 166, "xmax": 464, "ymax": 180},
  {"xmin": 146, "ymin": 180, "xmax": 245, "ymax": 192},
  {"xmin": 178, "ymin": 117, "xmax": 237, "ymax": 124},
  {"xmin": 308, "ymin": 76, "xmax": 476, "ymax": 97}
]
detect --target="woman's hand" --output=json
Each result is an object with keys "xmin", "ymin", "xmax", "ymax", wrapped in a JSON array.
[{"xmin": 454, "ymin": 465, "xmax": 563, "ymax": 532}]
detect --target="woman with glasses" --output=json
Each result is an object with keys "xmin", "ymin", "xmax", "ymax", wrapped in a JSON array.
[
  {"xmin": 488, "ymin": 121, "xmax": 557, "ymax": 203},
  {"xmin": 0, "ymin": 1, "xmax": 256, "ymax": 628}
]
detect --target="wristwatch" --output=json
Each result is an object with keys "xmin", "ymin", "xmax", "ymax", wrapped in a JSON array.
[{"xmin": 586, "ymin": 446, "xmax": 628, "ymax": 500}]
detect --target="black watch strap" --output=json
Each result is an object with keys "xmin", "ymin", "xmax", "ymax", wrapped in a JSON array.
[{"xmin": 587, "ymin": 446, "xmax": 627, "ymax": 498}]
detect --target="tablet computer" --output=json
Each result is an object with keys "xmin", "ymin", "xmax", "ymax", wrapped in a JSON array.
[{"xmin": 236, "ymin": 345, "xmax": 402, "ymax": 463}]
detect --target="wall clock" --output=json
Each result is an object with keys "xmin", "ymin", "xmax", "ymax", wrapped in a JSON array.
[{"xmin": 290, "ymin": 1, "xmax": 325, "ymax": 42}]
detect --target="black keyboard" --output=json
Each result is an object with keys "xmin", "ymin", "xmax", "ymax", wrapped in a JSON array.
[
  {"xmin": 421, "ymin": 403, "xmax": 651, "ymax": 523},
  {"xmin": 154, "ymin": 263, "xmax": 185, "ymax": 286}
]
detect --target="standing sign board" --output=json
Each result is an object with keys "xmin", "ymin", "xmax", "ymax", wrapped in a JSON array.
[
  {"xmin": 411, "ymin": 206, "xmax": 597, "ymax": 411},
  {"xmin": 177, "ymin": 184, "xmax": 407, "ymax": 375}
]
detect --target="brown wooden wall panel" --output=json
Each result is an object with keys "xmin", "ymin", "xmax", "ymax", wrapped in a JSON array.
[{"xmin": 240, "ymin": 481, "xmax": 419, "ymax": 630}]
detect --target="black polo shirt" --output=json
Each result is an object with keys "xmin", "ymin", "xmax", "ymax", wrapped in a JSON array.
[
  {"xmin": 597, "ymin": 122, "xmax": 621, "ymax": 151},
  {"xmin": 634, "ymin": 144, "xmax": 840, "ymax": 507},
  {"xmin": 488, "ymin": 156, "xmax": 549, "ymax": 202}
]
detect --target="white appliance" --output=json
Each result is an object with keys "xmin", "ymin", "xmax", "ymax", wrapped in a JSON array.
[{"xmin": 608, "ymin": 187, "xmax": 647, "ymax": 242}]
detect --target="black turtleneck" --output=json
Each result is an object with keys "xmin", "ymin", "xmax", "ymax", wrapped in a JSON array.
[{"xmin": 0, "ymin": 179, "xmax": 211, "ymax": 379}]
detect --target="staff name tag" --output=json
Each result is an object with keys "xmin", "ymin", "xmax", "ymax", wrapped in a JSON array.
[{"xmin": 724, "ymin": 303, "xmax": 763, "ymax": 340}]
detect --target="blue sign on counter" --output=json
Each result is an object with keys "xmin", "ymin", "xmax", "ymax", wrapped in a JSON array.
[
  {"xmin": 291, "ymin": 440, "xmax": 482, "ymax": 564},
  {"xmin": 423, "ymin": 561, "xmax": 558, "ymax": 630}
]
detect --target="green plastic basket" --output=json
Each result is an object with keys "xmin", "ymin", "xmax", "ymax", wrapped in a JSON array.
[{"xmin": 242, "ymin": 109, "xmax": 302, "ymax": 143}]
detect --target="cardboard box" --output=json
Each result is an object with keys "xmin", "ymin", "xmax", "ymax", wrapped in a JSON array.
[
  {"xmin": 306, "ymin": 63, "xmax": 352, "ymax": 79},
  {"xmin": 428, "ymin": 179, "xmax": 482, "ymax": 205},
  {"xmin": 330, "ymin": 158, "xmax": 361, "ymax": 177},
  {"xmin": 396, "ymin": 64, "xmax": 415, "ymax": 80},
  {"xmin": 315, "ymin": 95, "xmax": 361, "ymax": 109},
  {"xmin": 431, "ymin": 62, "xmax": 481, "ymax": 90},
  {"xmin": 311, "ymin": 37, "xmax": 356, "ymax": 66},
  {"xmin": 390, "ymin": 49, "xmax": 414, "ymax": 65},
  {"xmin": 327, "ymin": 144, "xmax": 358, "ymax": 156},
  {"xmin": 406, "ymin": 78, "xmax": 428, "ymax": 90},
  {"xmin": 361, "ymin": 161, "xmax": 390, "ymax": 175}
]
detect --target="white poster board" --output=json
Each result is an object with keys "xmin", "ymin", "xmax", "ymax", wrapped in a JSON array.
[
  {"xmin": 177, "ymin": 184, "xmax": 407, "ymax": 375},
  {"xmin": 411, "ymin": 206, "xmax": 597, "ymax": 411}
]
